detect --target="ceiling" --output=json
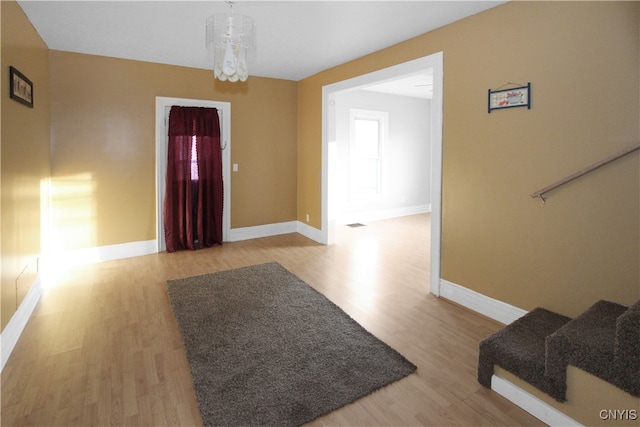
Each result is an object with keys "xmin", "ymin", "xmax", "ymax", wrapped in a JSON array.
[{"xmin": 17, "ymin": 1, "xmax": 505, "ymax": 97}]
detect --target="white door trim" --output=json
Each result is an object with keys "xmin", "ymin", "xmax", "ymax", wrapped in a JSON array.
[
  {"xmin": 155, "ymin": 97, "xmax": 231, "ymax": 252},
  {"xmin": 321, "ymin": 52, "xmax": 444, "ymax": 296}
]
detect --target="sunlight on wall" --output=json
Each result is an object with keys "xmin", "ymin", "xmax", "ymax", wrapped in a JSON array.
[{"xmin": 43, "ymin": 173, "xmax": 97, "ymax": 286}]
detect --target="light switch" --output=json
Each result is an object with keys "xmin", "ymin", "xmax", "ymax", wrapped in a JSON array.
[{"xmin": 233, "ymin": 163, "xmax": 238, "ymax": 172}]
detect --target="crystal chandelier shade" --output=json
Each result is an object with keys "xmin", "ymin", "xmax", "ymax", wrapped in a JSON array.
[{"xmin": 206, "ymin": 4, "xmax": 256, "ymax": 82}]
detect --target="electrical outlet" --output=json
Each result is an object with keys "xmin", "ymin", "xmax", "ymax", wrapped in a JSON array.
[{"xmin": 306, "ymin": 214, "xmax": 310, "ymax": 222}]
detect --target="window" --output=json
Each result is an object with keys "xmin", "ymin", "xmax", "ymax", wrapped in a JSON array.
[
  {"xmin": 190, "ymin": 136, "xmax": 199, "ymax": 181},
  {"xmin": 349, "ymin": 109, "xmax": 388, "ymax": 200}
]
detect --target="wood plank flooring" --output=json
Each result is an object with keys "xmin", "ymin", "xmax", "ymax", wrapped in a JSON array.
[{"xmin": 1, "ymin": 214, "xmax": 544, "ymax": 426}]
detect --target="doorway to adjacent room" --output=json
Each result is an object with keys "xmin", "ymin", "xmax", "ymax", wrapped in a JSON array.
[
  {"xmin": 322, "ymin": 53, "xmax": 444, "ymax": 295},
  {"xmin": 155, "ymin": 97, "xmax": 231, "ymax": 252}
]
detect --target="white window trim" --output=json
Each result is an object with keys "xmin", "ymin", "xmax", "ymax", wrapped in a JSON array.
[{"xmin": 348, "ymin": 108, "xmax": 389, "ymax": 202}]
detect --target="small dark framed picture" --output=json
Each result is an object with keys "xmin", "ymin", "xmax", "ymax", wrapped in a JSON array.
[
  {"xmin": 10, "ymin": 66, "xmax": 33, "ymax": 108},
  {"xmin": 488, "ymin": 82, "xmax": 530, "ymax": 113}
]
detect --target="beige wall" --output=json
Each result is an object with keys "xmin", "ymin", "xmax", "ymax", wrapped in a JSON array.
[
  {"xmin": 1, "ymin": 0, "xmax": 51, "ymax": 330},
  {"xmin": 49, "ymin": 51, "xmax": 298, "ymax": 250},
  {"xmin": 297, "ymin": 1, "xmax": 640, "ymax": 319}
]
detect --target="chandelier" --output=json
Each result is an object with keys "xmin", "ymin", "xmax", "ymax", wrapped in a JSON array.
[{"xmin": 206, "ymin": 2, "xmax": 256, "ymax": 82}]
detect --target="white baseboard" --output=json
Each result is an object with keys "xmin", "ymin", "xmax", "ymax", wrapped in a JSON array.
[
  {"xmin": 229, "ymin": 221, "xmax": 298, "ymax": 242},
  {"xmin": 296, "ymin": 221, "xmax": 323, "ymax": 243},
  {"xmin": 52, "ymin": 240, "xmax": 157, "ymax": 267},
  {"xmin": 53, "ymin": 224, "xmax": 320, "ymax": 264},
  {"xmin": 492, "ymin": 375, "xmax": 582, "ymax": 427},
  {"xmin": 439, "ymin": 279, "xmax": 527, "ymax": 325},
  {"xmin": 337, "ymin": 204, "xmax": 431, "ymax": 225},
  {"xmin": 228, "ymin": 220, "xmax": 326, "ymax": 244},
  {"xmin": 1, "ymin": 276, "xmax": 43, "ymax": 373}
]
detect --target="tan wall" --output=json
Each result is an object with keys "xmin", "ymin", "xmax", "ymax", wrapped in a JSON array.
[
  {"xmin": 298, "ymin": 1, "xmax": 640, "ymax": 317},
  {"xmin": 49, "ymin": 51, "xmax": 297, "ymax": 250},
  {"xmin": 1, "ymin": 0, "xmax": 51, "ymax": 330}
]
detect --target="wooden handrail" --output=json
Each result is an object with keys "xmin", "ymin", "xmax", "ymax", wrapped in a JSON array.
[{"xmin": 531, "ymin": 143, "xmax": 640, "ymax": 202}]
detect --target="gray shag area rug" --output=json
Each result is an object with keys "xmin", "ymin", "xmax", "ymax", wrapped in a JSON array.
[{"xmin": 166, "ymin": 262, "xmax": 417, "ymax": 427}]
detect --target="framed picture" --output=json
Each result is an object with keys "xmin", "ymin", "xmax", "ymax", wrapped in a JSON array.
[
  {"xmin": 10, "ymin": 66, "xmax": 34, "ymax": 108},
  {"xmin": 488, "ymin": 82, "xmax": 530, "ymax": 113}
]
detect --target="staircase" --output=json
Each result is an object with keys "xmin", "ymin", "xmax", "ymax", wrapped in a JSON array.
[{"xmin": 478, "ymin": 299, "xmax": 639, "ymax": 402}]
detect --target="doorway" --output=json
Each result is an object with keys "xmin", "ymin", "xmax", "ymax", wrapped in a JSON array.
[
  {"xmin": 155, "ymin": 97, "xmax": 231, "ymax": 252},
  {"xmin": 322, "ymin": 53, "xmax": 444, "ymax": 296}
]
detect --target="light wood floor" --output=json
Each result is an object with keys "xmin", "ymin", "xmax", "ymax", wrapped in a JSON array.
[{"xmin": 1, "ymin": 214, "xmax": 544, "ymax": 426}]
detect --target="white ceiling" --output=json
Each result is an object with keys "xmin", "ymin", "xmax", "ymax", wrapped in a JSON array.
[{"xmin": 18, "ymin": 1, "xmax": 505, "ymax": 97}]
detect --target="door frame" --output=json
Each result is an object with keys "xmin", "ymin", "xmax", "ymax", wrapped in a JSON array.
[
  {"xmin": 155, "ymin": 97, "xmax": 231, "ymax": 252},
  {"xmin": 321, "ymin": 52, "xmax": 443, "ymax": 296}
]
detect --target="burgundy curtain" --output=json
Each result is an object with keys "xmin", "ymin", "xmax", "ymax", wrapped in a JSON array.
[{"xmin": 164, "ymin": 106, "xmax": 223, "ymax": 252}]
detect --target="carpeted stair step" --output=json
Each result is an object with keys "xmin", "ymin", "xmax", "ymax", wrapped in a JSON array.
[
  {"xmin": 614, "ymin": 299, "xmax": 640, "ymax": 396},
  {"xmin": 546, "ymin": 299, "xmax": 639, "ymax": 400},
  {"xmin": 478, "ymin": 307, "xmax": 571, "ymax": 401}
]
